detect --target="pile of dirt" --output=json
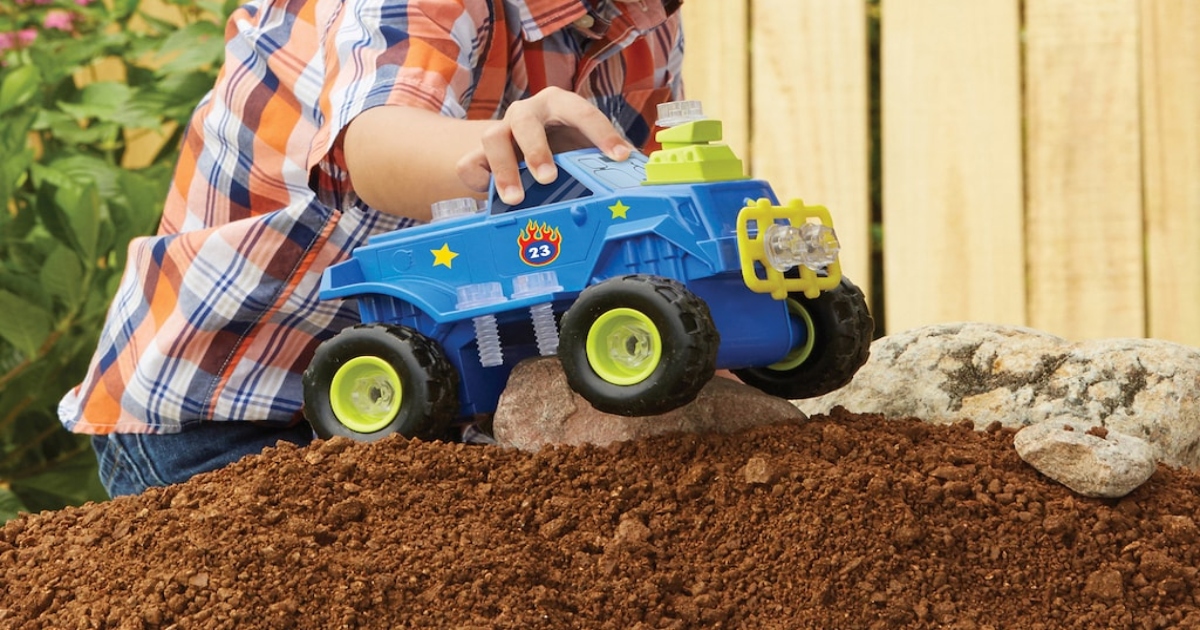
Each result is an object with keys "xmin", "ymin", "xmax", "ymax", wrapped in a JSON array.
[{"xmin": 2, "ymin": 408, "xmax": 1199, "ymax": 629}]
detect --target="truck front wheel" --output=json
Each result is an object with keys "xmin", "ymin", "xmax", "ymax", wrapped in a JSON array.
[
  {"xmin": 733, "ymin": 277, "xmax": 873, "ymax": 400},
  {"xmin": 303, "ymin": 324, "xmax": 459, "ymax": 441},
  {"xmin": 559, "ymin": 275, "xmax": 718, "ymax": 416}
]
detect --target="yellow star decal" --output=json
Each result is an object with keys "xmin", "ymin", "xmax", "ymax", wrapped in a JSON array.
[
  {"xmin": 608, "ymin": 200, "xmax": 630, "ymax": 219},
  {"xmin": 431, "ymin": 243, "xmax": 459, "ymax": 268}
]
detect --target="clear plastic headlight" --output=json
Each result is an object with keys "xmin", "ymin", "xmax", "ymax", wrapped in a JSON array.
[{"xmin": 763, "ymin": 222, "xmax": 840, "ymax": 272}]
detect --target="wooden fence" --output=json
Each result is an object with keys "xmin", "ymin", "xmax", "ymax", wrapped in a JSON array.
[{"xmin": 680, "ymin": 0, "xmax": 1200, "ymax": 346}]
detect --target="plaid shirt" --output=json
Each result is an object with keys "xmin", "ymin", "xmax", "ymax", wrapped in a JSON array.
[{"xmin": 59, "ymin": 0, "xmax": 684, "ymax": 434}]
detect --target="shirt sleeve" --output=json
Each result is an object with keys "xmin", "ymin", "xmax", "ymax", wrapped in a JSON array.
[{"xmin": 306, "ymin": 0, "xmax": 488, "ymax": 174}]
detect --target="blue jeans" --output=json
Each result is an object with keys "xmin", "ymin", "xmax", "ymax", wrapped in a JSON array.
[{"xmin": 91, "ymin": 422, "xmax": 315, "ymax": 498}]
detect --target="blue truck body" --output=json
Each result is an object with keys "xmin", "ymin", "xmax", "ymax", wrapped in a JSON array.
[{"xmin": 318, "ymin": 148, "xmax": 805, "ymax": 417}]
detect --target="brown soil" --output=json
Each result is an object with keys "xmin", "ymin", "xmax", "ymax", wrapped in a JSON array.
[{"xmin": 2, "ymin": 408, "xmax": 1199, "ymax": 629}]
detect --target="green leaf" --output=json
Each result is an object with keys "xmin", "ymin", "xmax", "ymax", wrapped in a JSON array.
[
  {"xmin": 56, "ymin": 81, "xmax": 133, "ymax": 122},
  {"xmin": 39, "ymin": 155, "xmax": 122, "ymax": 201},
  {"xmin": 31, "ymin": 107, "xmax": 71, "ymax": 133},
  {"xmin": 41, "ymin": 245, "xmax": 86, "ymax": 310},
  {"xmin": 0, "ymin": 290, "xmax": 52, "ymax": 359},
  {"xmin": 0, "ymin": 273, "xmax": 52, "ymax": 312},
  {"xmin": 107, "ymin": 170, "xmax": 167, "ymax": 269},
  {"xmin": 196, "ymin": 0, "xmax": 229, "ymax": 16},
  {"xmin": 0, "ymin": 65, "xmax": 41, "ymax": 116},
  {"xmin": 31, "ymin": 161, "xmax": 113, "ymax": 265},
  {"xmin": 133, "ymin": 12, "xmax": 183, "ymax": 36},
  {"xmin": 154, "ymin": 22, "xmax": 226, "ymax": 76},
  {"xmin": 45, "ymin": 118, "xmax": 119, "ymax": 146},
  {"xmin": 0, "ymin": 149, "xmax": 31, "ymax": 212},
  {"xmin": 3, "ymin": 231, "xmax": 60, "ymax": 276},
  {"xmin": 31, "ymin": 181, "xmax": 85, "ymax": 261},
  {"xmin": 57, "ymin": 182, "xmax": 103, "ymax": 264},
  {"xmin": 0, "ymin": 338, "xmax": 22, "ymax": 373},
  {"xmin": 112, "ymin": 0, "xmax": 140, "ymax": 20},
  {"xmin": 8, "ymin": 441, "xmax": 107, "ymax": 513},
  {"xmin": 0, "ymin": 485, "xmax": 28, "ymax": 524},
  {"xmin": 148, "ymin": 70, "xmax": 219, "ymax": 120},
  {"xmin": 79, "ymin": 81, "xmax": 132, "ymax": 110},
  {"xmin": 109, "ymin": 100, "xmax": 170, "ymax": 130},
  {"xmin": 1, "ymin": 144, "xmax": 33, "ymax": 180},
  {"xmin": 0, "ymin": 109, "xmax": 36, "ymax": 153},
  {"xmin": 27, "ymin": 46, "xmax": 87, "ymax": 87}
]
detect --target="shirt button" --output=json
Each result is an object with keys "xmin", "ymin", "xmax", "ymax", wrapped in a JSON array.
[{"xmin": 573, "ymin": 14, "xmax": 595, "ymax": 29}]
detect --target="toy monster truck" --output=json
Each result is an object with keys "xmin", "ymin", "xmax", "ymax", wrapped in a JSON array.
[{"xmin": 302, "ymin": 101, "xmax": 873, "ymax": 441}]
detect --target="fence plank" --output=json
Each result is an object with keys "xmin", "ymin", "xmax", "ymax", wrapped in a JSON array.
[
  {"xmin": 679, "ymin": 1, "xmax": 750, "ymax": 160},
  {"xmin": 881, "ymin": 0, "xmax": 1025, "ymax": 334},
  {"xmin": 1141, "ymin": 0, "xmax": 1200, "ymax": 346},
  {"xmin": 1024, "ymin": 0, "xmax": 1143, "ymax": 339},
  {"xmin": 750, "ymin": 0, "xmax": 872, "ymax": 298}
]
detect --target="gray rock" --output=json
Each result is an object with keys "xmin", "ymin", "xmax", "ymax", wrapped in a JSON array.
[
  {"xmin": 493, "ymin": 357, "xmax": 804, "ymax": 451},
  {"xmin": 794, "ymin": 322, "xmax": 1200, "ymax": 468},
  {"xmin": 1013, "ymin": 418, "xmax": 1158, "ymax": 498}
]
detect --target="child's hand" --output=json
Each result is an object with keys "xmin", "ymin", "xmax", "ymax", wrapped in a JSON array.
[
  {"xmin": 342, "ymin": 90, "xmax": 633, "ymax": 221},
  {"xmin": 457, "ymin": 87, "xmax": 633, "ymax": 205}
]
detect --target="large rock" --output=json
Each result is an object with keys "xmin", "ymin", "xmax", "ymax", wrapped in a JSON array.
[
  {"xmin": 794, "ymin": 322, "xmax": 1200, "ymax": 469},
  {"xmin": 493, "ymin": 358, "xmax": 805, "ymax": 451}
]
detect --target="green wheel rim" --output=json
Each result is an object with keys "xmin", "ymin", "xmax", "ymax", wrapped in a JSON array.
[
  {"xmin": 769, "ymin": 298, "xmax": 816, "ymax": 371},
  {"xmin": 585, "ymin": 307, "xmax": 662, "ymax": 385},
  {"xmin": 329, "ymin": 356, "xmax": 403, "ymax": 433}
]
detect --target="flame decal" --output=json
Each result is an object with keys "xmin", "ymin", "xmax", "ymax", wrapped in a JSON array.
[{"xmin": 518, "ymin": 219, "xmax": 563, "ymax": 267}]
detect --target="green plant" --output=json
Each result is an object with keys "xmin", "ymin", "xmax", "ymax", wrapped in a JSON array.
[{"xmin": 0, "ymin": 0, "xmax": 232, "ymax": 521}]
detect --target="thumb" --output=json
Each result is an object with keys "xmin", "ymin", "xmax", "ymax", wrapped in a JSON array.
[{"xmin": 456, "ymin": 149, "xmax": 493, "ymax": 193}]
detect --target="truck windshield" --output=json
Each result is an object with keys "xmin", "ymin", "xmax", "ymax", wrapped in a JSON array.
[{"xmin": 491, "ymin": 166, "xmax": 594, "ymax": 214}]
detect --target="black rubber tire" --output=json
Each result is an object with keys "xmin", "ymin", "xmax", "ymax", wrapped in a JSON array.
[
  {"xmin": 559, "ymin": 275, "xmax": 718, "ymax": 416},
  {"xmin": 733, "ymin": 277, "xmax": 873, "ymax": 400},
  {"xmin": 302, "ymin": 324, "xmax": 459, "ymax": 441}
]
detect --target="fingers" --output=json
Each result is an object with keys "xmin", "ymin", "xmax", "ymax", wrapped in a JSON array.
[
  {"xmin": 525, "ymin": 88, "xmax": 634, "ymax": 162},
  {"xmin": 481, "ymin": 122, "xmax": 525, "ymax": 204},
  {"xmin": 509, "ymin": 109, "xmax": 557, "ymax": 185},
  {"xmin": 468, "ymin": 88, "xmax": 638, "ymax": 206}
]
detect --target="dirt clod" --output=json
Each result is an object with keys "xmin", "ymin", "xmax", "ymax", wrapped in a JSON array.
[{"xmin": 2, "ymin": 408, "xmax": 1199, "ymax": 628}]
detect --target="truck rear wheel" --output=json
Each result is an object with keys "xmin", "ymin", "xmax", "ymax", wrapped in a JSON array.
[
  {"xmin": 559, "ymin": 275, "xmax": 718, "ymax": 416},
  {"xmin": 303, "ymin": 324, "xmax": 458, "ymax": 441},
  {"xmin": 733, "ymin": 277, "xmax": 872, "ymax": 400}
]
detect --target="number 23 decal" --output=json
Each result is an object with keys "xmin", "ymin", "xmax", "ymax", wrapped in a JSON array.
[{"xmin": 518, "ymin": 220, "xmax": 563, "ymax": 267}]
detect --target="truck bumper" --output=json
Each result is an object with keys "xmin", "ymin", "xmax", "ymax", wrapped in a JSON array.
[{"xmin": 735, "ymin": 198, "xmax": 843, "ymax": 300}]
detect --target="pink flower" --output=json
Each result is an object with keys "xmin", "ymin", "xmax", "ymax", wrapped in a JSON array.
[
  {"xmin": 42, "ymin": 9, "xmax": 75, "ymax": 31},
  {"xmin": 75, "ymin": 0, "xmax": 93, "ymax": 5},
  {"xmin": 0, "ymin": 29, "xmax": 38, "ymax": 52}
]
